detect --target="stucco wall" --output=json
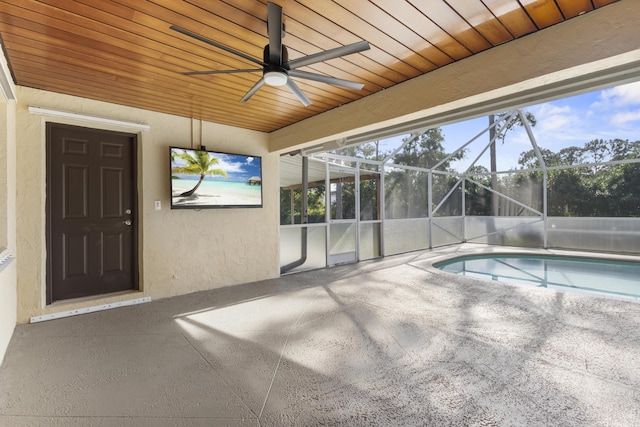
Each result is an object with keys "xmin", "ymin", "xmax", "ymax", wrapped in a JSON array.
[
  {"xmin": 0, "ymin": 91, "xmax": 17, "ymax": 362},
  {"xmin": 15, "ymin": 87, "xmax": 279, "ymax": 323},
  {"xmin": 270, "ymin": 0, "xmax": 640, "ymax": 153},
  {"xmin": 0, "ymin": 258, "xmax": 16, "ymax": 363}
]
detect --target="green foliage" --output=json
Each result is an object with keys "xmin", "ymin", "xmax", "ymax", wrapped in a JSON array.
[
  {"xmin": 385, "ymin": 129, "xmax": 464, "ymax": 219},
  {"xmin": 331, "ymin": 180, "xmax": 356, "ymax": 220},
  {"xmin": 359, "ymin": 175, "xmax": 380, "ymax": 220},
  {"xmin": 281, "ymin": 122, "xmax": 640, "ymax": 223},
  {"xmin": 333, "ymin": 141, "xmax": 383, "ymax": 161},
  {"xmin": 546, "ymin": 169, "xmax": 589, "ymax": 216},
  {"xmin": 280, "ymin": 186, "xmax": 327, "ymax": 225},
  {"xmin": 518, "ymin": 148, "xmax": 558, "ymax": 169},
  {"xmin": 392, "ymin": 129, "xmax": 461, "ymax": 168},
  {"xmin": 487, "ymin": 111, "xmax": 537, "ymax": 216},
  {"xmin": 608, "ymin": 163, "xmax": 640, "ymax": 216},
  {"xmin": 519, "ymin": 138, "xmax": 640, "ymax": 217},
  {"xmin": 465, "ymin": 166, "xmax": 491, "ymax": 216},
  {"xmin": 495, "ymin": 111, "xmax": 537, "ymax": 143}
]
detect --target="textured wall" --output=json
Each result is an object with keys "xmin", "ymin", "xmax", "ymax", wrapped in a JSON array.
[
  {"xmin": 0, "ymin": 95, "xmax": 16, "ymax": 363},
  {"xmin": 0, "ymin": 259, "xmax": 16, "ymax": 363},
  {"xmin": 14, "ymin": 87, "xmax": 278, "ymax": 323},
  {"xmin": 270, "ymin": 0, "xmax": 640, "ymax": 153}
]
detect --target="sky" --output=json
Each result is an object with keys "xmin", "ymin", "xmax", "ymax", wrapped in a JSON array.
[
  {"xmin": 171, "ymin": 149, "xmax": 262, "ymax": 182},
  {"xmin": 376, "ymin": 80, "xmax": 640, "ymax": 172}
]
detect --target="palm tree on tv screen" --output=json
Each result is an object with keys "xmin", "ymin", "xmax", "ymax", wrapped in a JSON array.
[{"xmin": 172, "ymin": 149, "xmax": 227, "ymax": 197}]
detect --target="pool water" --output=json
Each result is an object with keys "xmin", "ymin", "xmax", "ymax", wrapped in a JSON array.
[{"xmin": 434, "ymin": 255, "xmax": 640, "ymax": 300}]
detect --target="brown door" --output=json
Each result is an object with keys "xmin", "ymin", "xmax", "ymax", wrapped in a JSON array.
[{"xmin": 46, "ymin": 123, "xmax": 138, "ymax": 303}]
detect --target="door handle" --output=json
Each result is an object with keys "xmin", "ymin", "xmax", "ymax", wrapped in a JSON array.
[{"xmin": 124, "ymin": 219, "xmax": 132, "ymax": 226}]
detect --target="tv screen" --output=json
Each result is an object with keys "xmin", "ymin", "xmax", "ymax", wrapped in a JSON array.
[{"xmin": 170, "ymin": 147, "xmax": 262, "ymax": 209}]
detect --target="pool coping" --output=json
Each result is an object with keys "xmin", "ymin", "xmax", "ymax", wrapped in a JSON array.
[
  {"xmin": 411, "ymin": 243, "xmax": 640, "ymax": 303},
  {"xmin": 415, "ymin": 243, "xmax": 640, "ymax": 268}
]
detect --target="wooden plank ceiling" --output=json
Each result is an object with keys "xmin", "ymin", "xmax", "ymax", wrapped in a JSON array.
[{"xmin": 0, "ymin": 0, "xmax": 619, "ymax": 132}]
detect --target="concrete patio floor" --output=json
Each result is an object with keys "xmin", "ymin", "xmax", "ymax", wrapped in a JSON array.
[{"xmin": 1, "ymin": 245, "xmax": 639, "ymax": 426}]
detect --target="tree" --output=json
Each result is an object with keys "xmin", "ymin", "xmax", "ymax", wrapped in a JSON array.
[
  {"xmin": 329, "ymin": 143, "xmax": 383, "ymax": 221},
  {"xmin": 557, "ymin": 146, "xmax": 585, "ymax": 165},
  {"xmin": 608, "ymin": 162, "xmax": 640, "ymax": 216},
  {"xmin": 392, "ymin": 128, "xmax": 454, "ymax": 167},
  {"xmin": 465, "ymin": 166, "xmax": 491, "ymax": 215},
  {"xmin": 518, "ymin": 147, "xmax": 558, "ymax": 169},
  {"xmin": 547, "ymin": 169, "xmax": 590, "ymax": 216},
  {"xmin": 280, "ymin": 184, "xmax": 327, "ymax": 225},
  {"xmin": 333, "ymin": 140, "xmax": 385, "ymax": 161},
  {"xmin": 489, "ymin": 111, "xmax": 537, "ymax": 215},
  {"xmin": 171, "ymin": 149, "xmax": 227, "ymax": 197},
  {"xmin": 359, "ymin": 173, "xmax": 380, "ymax": 220},
  {"xmin": 331, "ymin": 177, "xmax": 356, "ymax": 220},
  {"xmin": 518, "ymin": 138, "xmax": 640, "ymax": 217},
  {"xmin": 385, "ymin": 128, "xmax": 463, "ymax": 218}
]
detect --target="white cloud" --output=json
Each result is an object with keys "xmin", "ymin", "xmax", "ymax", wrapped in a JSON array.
[
  {"xmin": 528, "ymin": 104, "xmax": 580, "ymax": 138},
  {"xmin": 591, "ymin": 81, "xmax": 640, "ymax": 110},
  {"xmin": 441, "ymin": 81, "xmax": 640, "ymax": 170},
  {"xmin": 589, "ymin": 81, "xmax": 640, "ymax": 130},
  {"xmin": 610, "ymin": 109, "xmax": 640, "ymax": 125},
  {"xmin": 246, "ymin": 157, "xmax": 254, "ymax": 164}
]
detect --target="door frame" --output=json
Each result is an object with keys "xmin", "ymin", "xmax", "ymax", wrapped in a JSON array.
[
  {"xmin": 45, "ymin": 122, "xmax": 140, "ymax": 304},
  {"xmin": 326, "ymin": 164, "xmax": 359, "ymax": 266},
  {"xmin": 324, "ymin": 158, "xmax": 383, "ymax": 266}
]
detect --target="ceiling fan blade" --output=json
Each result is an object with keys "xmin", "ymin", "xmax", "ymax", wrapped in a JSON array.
[
  {"xmin": 267, "ymin": 2, "xmax": 283, "ymax": 64},
  {"xmin": 286, "ymin": 41, "xmax": 371, "ymax": 69},
  {"xmin": 286, "ymin": 79, "xmax": 312, "ymax": 107},
  {"xmin": 171, "ymin": 26, "xmax": 267, "ymax": 67},
  {"xmin": 182, "ymin": 69, "xmax": 262, "ymax": 76},
  {"xmin": 288, "ymin": 70, "xmax": 365, "ymax": 90},
  {"xmin": 240, "ymin": 78, "xmax": 266, "ymax": 103}
]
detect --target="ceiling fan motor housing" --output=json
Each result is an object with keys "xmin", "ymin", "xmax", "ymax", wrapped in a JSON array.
[{"xmin": 263, "ymin": 45, "xmax": 289, "ymax": 86}]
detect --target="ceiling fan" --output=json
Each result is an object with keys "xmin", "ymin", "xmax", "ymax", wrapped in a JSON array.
[{"xmin": 171, "ymin": 2, "xmax": 370, "ymax": 106}]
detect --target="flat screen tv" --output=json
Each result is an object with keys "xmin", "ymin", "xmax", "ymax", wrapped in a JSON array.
[{"xmin": 170, "ymin": 146, "xmax": 262, "ymax": 209}]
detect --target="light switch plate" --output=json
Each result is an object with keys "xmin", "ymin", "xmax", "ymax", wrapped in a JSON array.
[{"xmin": 154, "ymin": 200, "xmax": 161, "ymax": 210}]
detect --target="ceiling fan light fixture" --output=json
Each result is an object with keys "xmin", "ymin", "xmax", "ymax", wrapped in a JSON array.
[{"xmin": 264, "ymin": 70, "xmax": 288, "ymax": 86}]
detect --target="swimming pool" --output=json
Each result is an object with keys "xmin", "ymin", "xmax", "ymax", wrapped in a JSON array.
[{"xmin": 434, "ymin": 254, "xmax": 640, "ymax": 300}]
